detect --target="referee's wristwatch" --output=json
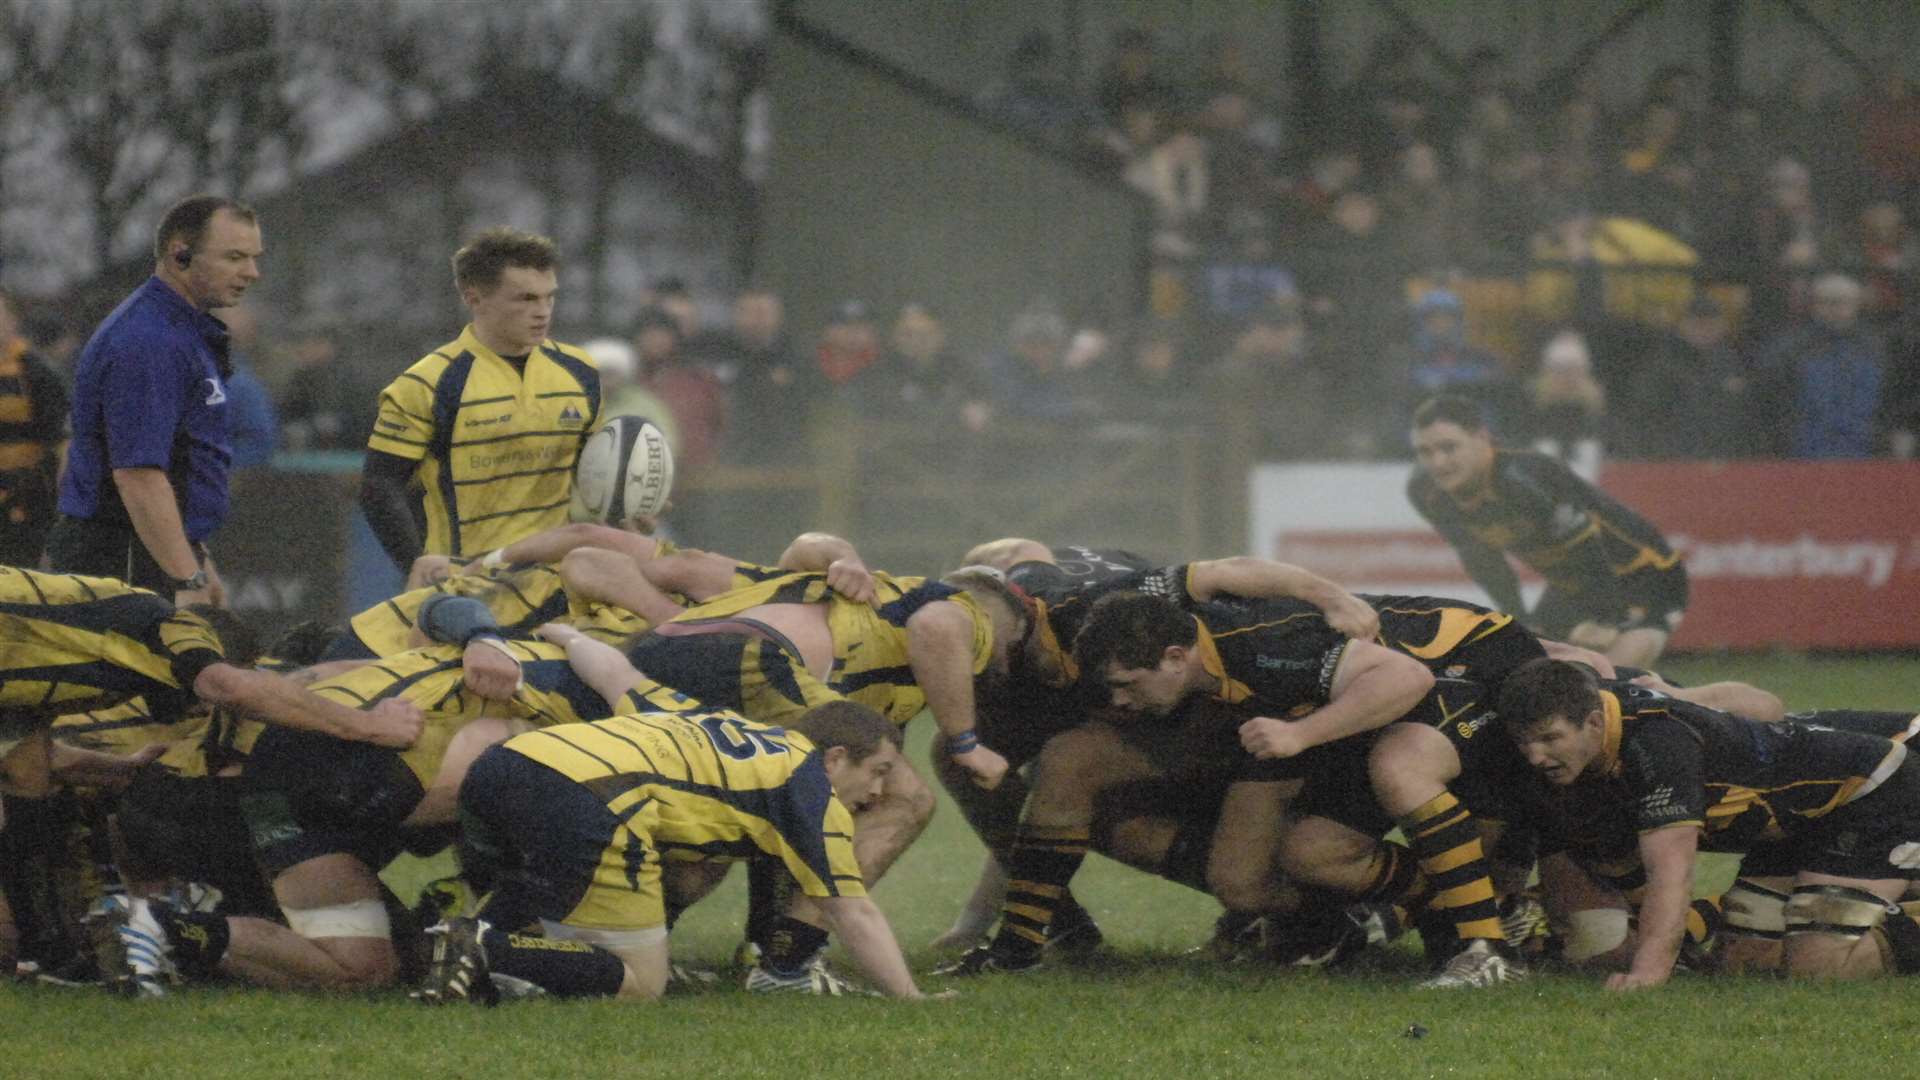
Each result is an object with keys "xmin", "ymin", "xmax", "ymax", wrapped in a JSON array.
[{"xmin": 169, "ymin": 568, "xmax": 210, "ymax": 592}]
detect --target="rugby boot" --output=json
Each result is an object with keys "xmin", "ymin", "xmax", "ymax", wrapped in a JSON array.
[
  {"xmin": 1043, "ymin": 895, "xmax": 1105, "ymax": 957},
  {"xmin": 744, "ymin": 955, "xmax": 873, "ymax": 996},
  {"xmin": 84, "ymin": 894, "xmax": 175, "ymax": 999},
  {"xmin": 414, "ymin": 917, "xmax": 499, "ymax": 1006},
  {"xmin": 930, "ymin": 941, "xmax": 1041, "ymax": 977},
  {"xmin": 1189, "ymin": 910, "xmax": 1266, "ymax": 962},
  {"xmin": 1498, "ymin": 891, "xmax": 1550, "ymax": 957},
  {"xmin": 665, "ymin": 962, "xmax": 721, "ymax": 991},
  {"xmin": 1417, "ymin": 938, "xmax": 1527, "ymax": 989}
]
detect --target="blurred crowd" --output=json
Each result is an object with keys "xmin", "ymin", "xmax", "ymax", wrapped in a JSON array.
[{"xmin": 6, "ymin": 29, "xmax": 1919, "ymax": 479}]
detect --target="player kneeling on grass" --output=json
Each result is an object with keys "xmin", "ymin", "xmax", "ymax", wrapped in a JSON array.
[
  {"xmin": 1499, "ymin": 659, "xmax": 1920, "ymax": 987},
  {"xmin": 416, "ymin": 701, "xmax": 940, "ymax": 1003}
]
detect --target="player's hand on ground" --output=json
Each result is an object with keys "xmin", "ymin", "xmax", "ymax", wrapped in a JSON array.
[
  {"xmin": 1324, "ymin": 596, "xmax": 1380, "ymax": 641},
  {"xmin": 824, "ymin": 557, "xmax": 876, "ymax": 604},
  {"xmin": 1239, "ymin": 716, "xmax": 1309, "ymax": 759},
  {"xmin": 1606, "ymin": 968, "xmax": 1669, "ymax": 992},
  {"xmin": 461, "ymin": 638, "xmax": 524, "ymax": 701},
  {"xmin": 535, "ymin": 621, "xmax": 585, "ymax": 646},
  {"xmin": 954, "ymin": 745, "xmax": 1009, "ymax": 789},
  {"xmin": 360, "ymin": 698, "xmax": 426, "ymax": 748}
]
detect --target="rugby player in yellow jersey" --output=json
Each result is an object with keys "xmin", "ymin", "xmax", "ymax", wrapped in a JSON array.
[
  {"xmin": 0, "ymin": 567, "xmax": 422, "ymax": 801},
  {"xmin": 415, "ymin": 701, "xmax": 942, "ymax": 1003},
  {"xmin": 359, "ymin": 228, "xmax": 600, "ymax": 571},
  {"xmin": 87, "ymin": 606, "xmax": 687, "ymax": 998}
]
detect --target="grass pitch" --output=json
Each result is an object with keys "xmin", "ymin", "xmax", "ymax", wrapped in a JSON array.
[{"xmin": 3, "ymin": 653, "xmax": 1913, "ymax": 1080}]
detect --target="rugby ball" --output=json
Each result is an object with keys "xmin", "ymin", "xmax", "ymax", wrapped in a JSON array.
[{"xmin": 570, "ymin": 416, "xmax": 674, "ymax": 527}]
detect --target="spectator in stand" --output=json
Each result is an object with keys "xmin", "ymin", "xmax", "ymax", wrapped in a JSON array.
[
  {"xmin": 1857, "ymin": 62, "xmax": 1920, "ymax": 208},
  {"xmin": 1298, "ymin": 189, "xmax": 1407, "ymax": 395},
  {"xmin": 814, "ymin": 299, "xmax": 883, "ymax": 396},
  {"xmin": 1745, "ymin": 157, "xmax": 1826, "ymax": 335},
  {"xmin": 1102, "ymin": 97, "xmax": 1209, "ymax": 260},
  {"xmin": 1847, "ymin": 201, "xmax": 1919, "ymax": 332},
  {"xmin": 1213, "ymin": 301, "xmax": 1335, "ymax": 459},
  {"xmin": 635, "ymin": 307, "xmax": 726, "ymax": 475},
  {"xmin": 1612, "ymin": 97, "xmax": 1698, "ymax": 243},
  {"xmin": 1454, "ymin": 85, "xmax": 1543, "ymax": 263},
  {"xmin": 1517, "ymin": 330, "xmax": 1605, "ymax": 480},
  {"xmin": 709, "ymin": 286, "xmax": 815, "ymax": 464},
  {"xmin": 1194, "ymin": 79, "xmax": 1281, "ymax": 254},
  {"xmin": 279, "ymin": 320, "xmax": 374, "ymax": 452},
  {"xmin": 20, "ymin": 309, "xmax": 83, "ymax": 377},
  {"xmin": 1539, "ymin": 77, "xmax": 1611, "ymax": 211},
  {"xmin": 1093, "ymin": 27, "xmax": 1180, "ymax": 129},
  {"xmin": 980, "ymin": 303, "xmax": 1097, "ymax": 423},
  {"xmin": 1395, "ymin": 287, "xmax": 1515, "ymax": 439},
  {"xmin": 1753, "ymin": 273, "xmax": 1884, "ymax": 459},
  {"xmin": 977, "ymin": 30, "xmax": 1089, "ymax": 146},
  {"xmin": 583, "ymin": 337, "xmax": 680, "ymax": 455},
  {"xmin": 1381, "ymin": 141, "xmax": 1464, "ymax": 277},
  {"xmin": 1099, "ymin": 318, "xmax": 1198, "ymax": 431},
  {"xmin": 648, "ymin": 276, "xmax": 703, "ymax": 341},
  {"xmin": 1615, "ymin": 294, "xmax": 1754, "ymax": 460},
  {"xmin": 857, "ymin": 303, "xmax": 987, "ymax": 432},
  {"xmin": 213, "ymin": 304, "xmax": 279, "ymax": 470},
  {"xmin": 0, "ymin": 288, "xmax": 70, "ymax": 568}
]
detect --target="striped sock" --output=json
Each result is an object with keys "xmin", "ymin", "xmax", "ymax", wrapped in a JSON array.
[
  {"xmin": 1399, "ymin": 792, "xmax": 1503, "ymax": 946},
  {"xmin": 991, "ymin": 825, "xmax": 1089, "ymax": 960}
]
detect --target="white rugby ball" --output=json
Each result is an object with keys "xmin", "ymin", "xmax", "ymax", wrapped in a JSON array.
[{"xmin": 570, "ymin": 416, "xmax": 674, "ymax": 526}]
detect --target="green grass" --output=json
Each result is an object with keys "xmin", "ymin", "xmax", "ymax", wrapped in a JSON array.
[{"xmin": 5, "ymin": 654, "xmax": 1916, "ymax": 1079}]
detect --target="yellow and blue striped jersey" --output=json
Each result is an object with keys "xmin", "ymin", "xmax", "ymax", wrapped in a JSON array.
[
  {"xmin": 348, "ymin": 563, "xmax": 572, "ymax": 658},
  {"xmin": 501, "ymin": 710, "xmax": 866, "ymax": 899},
  {"xmin": 304, "ymin": 641, "xmax": 695, "ymax": 788},
  {"xmin": 368, "ymin": 325, "xmax": 600, "ymax": 556},
  {"xmin": 0, "ymin": 568, "xmax": 225, "ymax": 726},
  {"xmin": 667, "ymin": 571, "xmax": 994, "ymax": 726}
]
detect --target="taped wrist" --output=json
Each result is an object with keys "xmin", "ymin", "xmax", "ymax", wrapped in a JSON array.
[{"xmin": 418, "ymin": 594, "xmax": 505, "ymax": 647}]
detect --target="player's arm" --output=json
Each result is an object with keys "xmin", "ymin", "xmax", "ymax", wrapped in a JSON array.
[
  {"xmin": 415, "ymin": 594, "xmax": 526, "ymax": 702},
  {"xmin": 193, "ymin": 663, "xmax": 422, "ymax": 747},
  {"xmin": 639, "ymin": 547, "xmax": 748, "ymax": 602},
  {"xmin": 1612, "ymin": 824, "xmax": 1697, "ymax": 991},
  {"xmin": 907, "ymin": 599, "xmax": 1007, "ymax": 788},
  {"xmin": 359, "ymin": 449, "xmax": 425, "ymax": 572},
  {"xmin": 47, "ymin": 740, "xmax": 164, "ymax": 790},
  {"xmin": 556, "ymin": 548, "xmax": 686, "ymax": 627},
  {"xmin": 472, "ymin": 523, "xmax": 661, "ymax": 572},
  {"xmin": 1238, "ymin": 641, "xmax": 1435, "ymax": 759},
  {"xmin": 815, "ymin": 894, "xmax": 926, "ymax": 999},
  {"xmin": 1185, "ymin": 556, "xmax": 1379, "ymax": 640},
  {"xmin": 113, "ymin": 468, "xmax": 206, "ymax": 600},
  {"xmin": 1442, "ymin": 522, "xmax": 1525, "ymax": 617},
  {"xmin": 539, "ymin": 622, "xmax": 651, "ymax": 706},
  {"xmin": 1634, "ymin": 675, "xmax": 1786, "ymax": 724},
  {"xmin": 1541, "ymin": 638, "xmax": 1618, "ymax": 678},
  {"xmin": 778, "ymin": 532, "xmax": 874, "ymax": 603}
]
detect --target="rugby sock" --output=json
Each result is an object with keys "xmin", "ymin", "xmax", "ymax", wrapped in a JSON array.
[
  {"xmin": 481, "ymin": 928, "xmax": 626, "ymax": 998},
  {"xmin": 1686, "ymin": 896, "xmax": 1724, "ymax": 948},
  {"xmin": 992, "ymin": 825, "xmax": 1090, "ymax": 961},
  {"xmin": 760, "ymin": 916, "xmax": 829, "ymax": 974},
  {"xmin": 743, "ymin": 857, "xmax": 795, "ymax": 952},
  {"xmin": 1875, "ymin": 903, "xmax": 1920, "ymax": 974},
  {"xmin": 153, "ymin": 909, "xmax": 230, "ymax": 980},
  {"xmin": 1398, "ymin": 793, "xmax": 1503, "ymax": 946},
  {"xmin": 1357, "ymin": 842, "xmax": 1427, "ymax": 907}
]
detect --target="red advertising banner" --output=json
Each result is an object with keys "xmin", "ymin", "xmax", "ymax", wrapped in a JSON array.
[{"xmin": 1599, "ymin": 461, "xmax": 1920, "ymax": 649}]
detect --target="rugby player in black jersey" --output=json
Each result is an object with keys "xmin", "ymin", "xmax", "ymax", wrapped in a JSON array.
[
  {"xmin": 1499, "ymin": 660, "xmax": 1920, "ymax": 985},
  {"xmin": 1409, "ymin": 394, "xmax": 1687, "ymax": 669}
]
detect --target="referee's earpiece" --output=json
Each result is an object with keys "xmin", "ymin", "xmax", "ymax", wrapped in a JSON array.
[{"xmin": 173, "ymin": 248, "xmax": 192, "ymax": 269}]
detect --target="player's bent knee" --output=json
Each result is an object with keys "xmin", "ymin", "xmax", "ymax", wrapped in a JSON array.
[
  {"xmin": 285, "ymin": 898, "xmax": 392, "ymax": 941},
  {"xmin": 283, "ymin": 900, "xmax": 400, "ymax": 987}
]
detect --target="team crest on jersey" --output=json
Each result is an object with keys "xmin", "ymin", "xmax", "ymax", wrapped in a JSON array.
[{"xmin": 559, "ymin": 405, "xmax": 585, "ymax": 424}]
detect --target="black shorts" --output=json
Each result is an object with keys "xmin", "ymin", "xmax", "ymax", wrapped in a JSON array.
[
  {"xmin": 118, "ymin": 767, "xmax": 276, "ymax": 917},
  {"xmin": 1742, "ymin": 758, "xmax": 1920, "ymax": 882},
  {"xmin": 1530, "ymin": 565, "xmax": 1689, "ymax": 640},
  {"xmin": 459, "ymin": 746, "xmax": 641, "ymax": 934},
  {"xmin": 976, "ymin": 680, "xmax": 1095, "ymax": 772},
  {"xmin": 239, "ymin": 728, "xmax": 430, "ymax": 876}
]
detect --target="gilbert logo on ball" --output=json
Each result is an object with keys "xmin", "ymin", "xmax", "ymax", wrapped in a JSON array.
[{"xmin": 571, "ymin": 416, "xmax": 675, "ymax": 527}]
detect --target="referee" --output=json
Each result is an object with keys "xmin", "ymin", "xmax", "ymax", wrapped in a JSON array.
[{"xmin": 48, "ymin": 195, "xmax": 262, "ymax": 604}]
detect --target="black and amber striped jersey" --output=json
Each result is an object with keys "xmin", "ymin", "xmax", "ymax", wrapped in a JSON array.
[
  {"xmin": 1005, "ymin": 546, "xmax": 1158, "ymax": 595},
  {"xmin": 0, "ymin": 568, "xmax": 225, "ymax": 738},
  {"xmin": 304, "ymin": 641, "xmax": 695, "ymax": 788},
  {"xmin": 368, "ymin": 325, "xmax": 600, "ymax": 556},
  {"xmin": 1022, "ymin": 564, "xmax": 1192, "ymax": 687},
  {"xmin": 1407, "ymin": 448, "xmax": 1683, "ymax": 614},
  {"xmin": 1528, "ymin": 683, "xmax": 1908, "ymax": 857},
  {"xmin": 499, "ymin": 710, "xmax": 866, "ymax": 899},
  {"xmin": 348, "ymin": 563, "xmax": 573, "ymax": 658},
  {"xmin": 662, "ymin": 571, "xmax": 993, "ymax": 726}
]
